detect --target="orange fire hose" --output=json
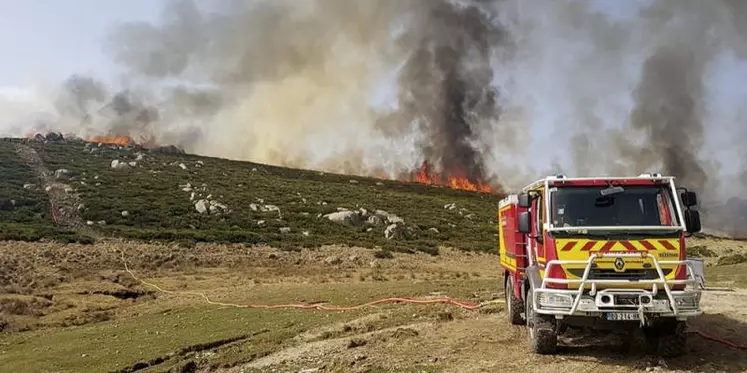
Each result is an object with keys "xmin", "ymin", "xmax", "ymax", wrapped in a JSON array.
[{"xmin": 693, "ymin": 330, "xmax": 747, "ymax": 351}]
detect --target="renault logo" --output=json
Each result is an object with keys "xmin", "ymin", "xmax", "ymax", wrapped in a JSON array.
[{"xmin": 614, "ymin": 257, "xmax": 625, "ymax": 271}]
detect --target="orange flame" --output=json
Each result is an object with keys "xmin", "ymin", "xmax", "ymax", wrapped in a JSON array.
[
  {"xmin": 89, "ymin": 135, "xmax": 133, "ymax": 146},
  {"xmin": 407, "ymin": 162, "xmax": 492, "ymax": 193}
]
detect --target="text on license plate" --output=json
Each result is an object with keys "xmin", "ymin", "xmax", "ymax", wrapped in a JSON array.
[{"xmin": 605, "ymin": 312, "xmax": 640, "ymax": 321}]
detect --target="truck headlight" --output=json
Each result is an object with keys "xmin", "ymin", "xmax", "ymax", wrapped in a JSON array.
[
  {"xmin": 538, "ymin": 293, "xmax": 573, "ymax": 308},
  {"xmin": 673, "ymin": 293, "xmax": 700, "ymax": 309}
]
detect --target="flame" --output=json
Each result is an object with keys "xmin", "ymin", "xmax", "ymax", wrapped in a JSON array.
[
  {"xmin": 89, "ymin": 135, "xmax": 133, "ymax": 146},
  {"xmin": 406, "ymin": 162, "xmax": 493, "ymax": 193}
]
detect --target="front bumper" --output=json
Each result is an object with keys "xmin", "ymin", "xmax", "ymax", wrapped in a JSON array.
[{"xmin": 532, "ymin": 252, "xmax": 704, "ymax": 323}]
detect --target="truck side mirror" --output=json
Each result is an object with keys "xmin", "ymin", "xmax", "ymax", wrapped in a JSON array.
[
  {"xmin": 518, "ymin": 211, "xmax": 531, "ymax": 234},
  {"xmin": 518, "ymin": 193, "xmax": 531, "ymax": 208},
  {"xmin": 684, "ymin": 210, "xmax": 701, "ymax": 233},
  {"xmin": 681, "ymin": 191, "xmax": 698, "ymax": 207}
]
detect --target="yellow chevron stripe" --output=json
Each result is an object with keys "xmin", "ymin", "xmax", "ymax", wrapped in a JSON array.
[{"xmin": 555, "ymin": 239, "xmax": 679, "ymax": 253}]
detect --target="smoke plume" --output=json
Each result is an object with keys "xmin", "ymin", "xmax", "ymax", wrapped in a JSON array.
[{"xmin": 3, "ymin": 0, "xmax": 747, "ymax": 235}]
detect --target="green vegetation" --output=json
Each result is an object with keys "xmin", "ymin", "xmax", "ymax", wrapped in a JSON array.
[
  {"xmin": 0, "ymin": 138, "xmax": 503, "ymax": 254},
  {"xmin": 0, "ymin": 141, "xmax": 92, "ymax": 243}
]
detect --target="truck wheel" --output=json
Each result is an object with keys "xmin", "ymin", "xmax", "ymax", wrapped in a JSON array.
[
  {"xmin": 656, "ymin": 320, "xmax": 688, "ymax": 357},
  {"xmin": 525, "ymin": 288, "xmax": 558, "ymax": 354},
  {"xmin": 505, "ymin": 276, "xmax": 524, "ymax": 325}
]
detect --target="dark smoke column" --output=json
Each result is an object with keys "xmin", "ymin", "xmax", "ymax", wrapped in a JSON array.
[
  {"xmin": 391, "ymin": 0, "xmax": 508, "ymax": 184},
  {"xmin": 628, "ymin": 45, "xmax": 708, "ymax": 191}
]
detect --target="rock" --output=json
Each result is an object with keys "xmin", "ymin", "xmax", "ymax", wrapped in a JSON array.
[
  {"xmin": 385, "ymin": 224, "xmax": 404, "ymax": 240},
  {"xmin": 110, "ymin": 160, "xmax": 130, "ymax": 170},
  {"xmin": 428, "ymin": 227, "xmax": 440, "ymax": 234},
  {"xmin": 149, "ymin": 145, "xmax": 185, "ymax": 155},
  {"xmin": 54, "ymin": 169, "xmax": 71, "ymax": 180},
  {"xmin": 86, "ymin": 220, "xmax": 94, "ymax": 226},
  {"xmin": 121, "ymin": 211, "xmax": 130, "ymax": 217},
  {"xmin": 257, "ymin": 220, "xmax": 265, "ymax": 226},
  {"xmin": 209, "ymin": 201, "xmax": 229, "ymax": 214},
  {"xmin": 135, "ymin": 153, "xmax": 145, "ymax": 161},
  {"xmin": 97, "ymin": 220, "xmax": 106, "ymax": 226},
  {"xmin": 302, "ymin": 230, "xmax": 310, "ymax": 236},
  {"xmin": 464, "ymin": 214, "xmax": 474, "ymax": 220},
  {"xmin": 128, "ymin": 161, "xmax": 137, "ymax": 167},
  {"xmin": 195, "ymin": 200, "xmax": 208, "ymax": 214},
  {"xmin": 279, "ymin": 227, "xmax": 291, "ymax": 233},
  {"xmin": 386, "ymin": 214, "xmax": 404, "ymax": 224},
  {"xmin": 249, "ymin": 203, "xmax": 259, "ymax": 211},
  {"xmin": 367, "ymin": 215, "xmax": 383, "ymax": 226},
  {"xmin": 45, "ymin": 186, "xmax": 52, "ymax": 192},
  {"xmin": 64, "ymin": 187, "xmax": 74, "ymax": 194},
  {"xmin": 262, "ymin": 205, "xmax": 280, "ymax": 213},
  {"xmin": 376, "ymin": 182, "xmax": 384, "ymax": 186},
  {"xmin": 444, "ymin": 203, "xmax": 457, "ymax": 210},
  {"xmin": 337, "ymin": 207, "xmax": 349, "ymax": 212},
  {"xmin": 45, "ymin": 132, "xmax": 64, "ymax": 142},
  {"xmin": 76, "ymin": 204, "xmax": 85, "ymax": 212},
  {"xmin": 349, "ymin": 179, "xmax": 358, "ymax": 184},
  {"xmin": 23, "ymin": 183, "xmax": 34, "ymax": 189},
  {"xmin": 374, "ymin": 209, "xmax": 389, "ymax": 218},
  {"xmin": 324, "ymin": 211, "xmax": 361, "ymax": 226},
  {"xmin": 358, "ymin": 208, "xmax": 369, "ymax": 218},
  {"xmin": 366, "ymin": 227, "xmax": 373, "ymax": 232},
  {"xmin": 178, "ymin": 163, "xmax": 187, "ymax": 170},
  {"xmin": 190, "ymin": 192, "xmax": 195, "ymax": 201},
  {"xmin": 325, "ymin": 256, "xmax": 341, "ymax": 265}
]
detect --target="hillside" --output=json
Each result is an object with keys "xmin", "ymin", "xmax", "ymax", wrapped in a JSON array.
[
  {"xmin": 4, "ymin": 137, "xmax": 747, "ymax": 373},
  {"xmin": 0, "ymin": 137, "xmax": 503, "ymax": 254}
]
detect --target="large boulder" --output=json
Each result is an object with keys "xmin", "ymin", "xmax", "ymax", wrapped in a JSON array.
[{"xmin": 324, "ymin": 211, "xmax": 361, "ymax": 226}]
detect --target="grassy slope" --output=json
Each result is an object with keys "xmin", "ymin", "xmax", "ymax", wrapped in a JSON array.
[{"xmin": 0, "ymin": 138, "xmax": 504, "ymax": 254}]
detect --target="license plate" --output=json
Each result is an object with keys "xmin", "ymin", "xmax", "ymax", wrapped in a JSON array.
[{"xmin": 605, "ymin": 312, "xmax": 640, "ymax": 321}]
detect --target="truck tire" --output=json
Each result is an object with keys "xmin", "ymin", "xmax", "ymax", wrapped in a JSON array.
[
  {"xmin": 656, "ymin": 320, "xmax": 688, "ymax": 357},
  {"xmin": 525, "ymin": 288, "xmax": 558, "ymax": 354},
  {"xmin": 505, "ymin": 276, "xmax": 524, "ymax": 325}
]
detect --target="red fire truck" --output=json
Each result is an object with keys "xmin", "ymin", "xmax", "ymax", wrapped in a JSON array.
[{"xmin": 498, "ymin": 173, "xmax": 705, "ymax": 356}]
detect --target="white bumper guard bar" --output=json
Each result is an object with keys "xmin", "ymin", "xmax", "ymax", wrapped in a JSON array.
[{"xmin": 532, "ymin": 252, "xmax": 704, "ymax": 326}]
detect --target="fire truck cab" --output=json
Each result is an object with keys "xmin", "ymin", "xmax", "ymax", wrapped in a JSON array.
[{"xmin": 498, "ymin": 173, "xmax": 705, "ymax": 356}]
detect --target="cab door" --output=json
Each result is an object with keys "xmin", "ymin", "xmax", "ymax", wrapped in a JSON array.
[{"xmin": 530, "ymin": 190, "xmax": 547, "ymax": 265}]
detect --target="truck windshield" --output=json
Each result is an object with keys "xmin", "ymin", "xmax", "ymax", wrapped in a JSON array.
[{"xmin": 549, "ymin": 185, "xmax": 680, "ymax": 229}]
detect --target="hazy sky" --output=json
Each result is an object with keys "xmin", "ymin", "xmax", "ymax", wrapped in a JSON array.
[{"xmin": 0, "ymin": 0, "xmax": 164, "ymax": 87}]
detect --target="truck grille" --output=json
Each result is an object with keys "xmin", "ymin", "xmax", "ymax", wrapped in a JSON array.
[{"xmin": 566, "ymin": 268, "xmax": 672, "ymax": 280}]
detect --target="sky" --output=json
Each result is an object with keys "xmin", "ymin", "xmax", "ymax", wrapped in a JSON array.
[{"xmin": 0, "ymin": 0, "xmax": 164, "ymax": 87}]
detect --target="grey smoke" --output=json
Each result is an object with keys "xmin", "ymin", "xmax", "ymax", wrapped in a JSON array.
[{"xmin": 4, "ymin": 0, "xmax": 747, "ymax": 236}]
